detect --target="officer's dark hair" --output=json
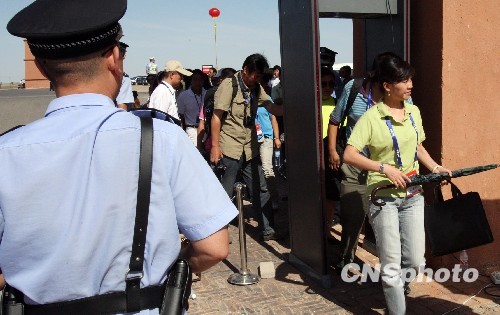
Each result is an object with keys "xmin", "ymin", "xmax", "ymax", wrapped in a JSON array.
[
  {"xmin": 374, "ymin": 52, "xmax": 414, "ymax": 88},
  {"xmin": 242, "ymin": 53, "xmax": 269, "ymax": 74},
  {"xmin": 220, "ymin": 67, "xmax": 236, "ymax": 79},
  {"xmin": 37, "ymin": 45, "xmax": 112, "ymax": 84}
]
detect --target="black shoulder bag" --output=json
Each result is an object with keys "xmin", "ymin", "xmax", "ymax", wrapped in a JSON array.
[
  {"xmin": 424, "ymin": 181, "xmax": 494, "ymax": 256},
  {"xmin": 3, "ymin": 117, "xmax": 191, "ymax": 315}
]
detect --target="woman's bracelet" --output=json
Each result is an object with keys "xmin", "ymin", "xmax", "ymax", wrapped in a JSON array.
[{"xmin": 432, "ymin": 165, "xmax": 442, "ymax": 173}]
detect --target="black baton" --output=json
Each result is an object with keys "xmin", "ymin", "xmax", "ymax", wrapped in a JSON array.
[{"xmin": 160, "ymin": 259, "xmax": 192, "ymax": 315}]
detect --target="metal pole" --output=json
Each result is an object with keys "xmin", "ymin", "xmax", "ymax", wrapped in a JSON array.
[
  {"xmin": 227, "ymin": 182, "xmax": 259, "ymax": 285},
  {"xmin": 213, "ymin": 17, "xmax": 218, "ymax": 70}
]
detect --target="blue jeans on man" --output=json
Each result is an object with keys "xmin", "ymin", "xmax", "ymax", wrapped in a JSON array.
[{"xmin": 220, "ymin": 153, "xmax": 275, "ymax": 237}]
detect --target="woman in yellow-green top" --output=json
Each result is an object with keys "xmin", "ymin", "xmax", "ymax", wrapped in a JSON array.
[{"xmin": 344, "ymin": 54, "xmax": 451, "ymax": 315}]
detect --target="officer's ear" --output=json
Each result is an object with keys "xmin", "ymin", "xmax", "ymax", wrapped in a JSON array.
[{"xmin": 106, "ymin": 45, "xmax": 122, "ymax": 72}]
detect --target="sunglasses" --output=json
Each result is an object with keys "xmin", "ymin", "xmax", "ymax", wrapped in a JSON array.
[
  {"xmin": 102, "ymin": 41, "xmax": 128, "ymax": 59},
  {"xmin": 117, "ymin": 41, "xmax": 128, "ymax": 58}
]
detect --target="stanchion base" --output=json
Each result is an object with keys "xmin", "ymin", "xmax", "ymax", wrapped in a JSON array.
[{"xmin": 227, "ymin": 272, "xmax": 260, "ymax": 285}]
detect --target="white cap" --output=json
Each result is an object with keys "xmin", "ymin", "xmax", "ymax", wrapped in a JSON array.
[
  {"xmin": 165, "ymin": 60, "xmax": 192, "ymax": 76},
  {"xmin": 150, "ymin": 57, "xmax": 155, "ymax": 60}
]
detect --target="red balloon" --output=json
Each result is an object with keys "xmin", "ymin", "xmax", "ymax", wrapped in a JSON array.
[{"xmin": 209, "ymin": 8, "xmax": 220, "ymax": 18}]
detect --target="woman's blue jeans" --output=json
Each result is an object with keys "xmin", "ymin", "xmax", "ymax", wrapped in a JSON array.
[{"xmin": 367, "ymin": 194, "xmax": 425, "ymax": 315}]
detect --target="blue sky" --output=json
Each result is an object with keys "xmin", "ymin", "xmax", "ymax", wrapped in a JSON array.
[{"xmin": 0, "ymin": 0, "xmax": 352, "ymax": 82}]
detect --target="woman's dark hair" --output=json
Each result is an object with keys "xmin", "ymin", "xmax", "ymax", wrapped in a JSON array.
[
  {"xmin": 242, "ymin": 53, "xmax": 269, "ymax": 74},
  {"xmin": 373, "ymin": 52, "xmax": 415, "ymax": 86},
  {"xmin": 320, "ymin": 66, "xmax": 335, "ymax": 78}
]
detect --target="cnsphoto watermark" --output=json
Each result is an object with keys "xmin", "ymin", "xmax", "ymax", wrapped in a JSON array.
[{"xmin": 341, "ymin": 263, "xmax": 479, "ymax": 283}]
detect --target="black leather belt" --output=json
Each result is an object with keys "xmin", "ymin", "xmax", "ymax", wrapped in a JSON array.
[
  {"xmin": 25, "ymin": 284, "xmax": 166, "ymax": 315},
  {"xmin": 185, "ymin": 125, "xmax": 198, "ymax": 128}
]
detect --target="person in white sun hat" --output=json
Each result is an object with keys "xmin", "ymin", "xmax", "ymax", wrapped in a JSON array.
[{"xmin": 148, "ymin": 60, "xmax": 193, "ymax": 119}]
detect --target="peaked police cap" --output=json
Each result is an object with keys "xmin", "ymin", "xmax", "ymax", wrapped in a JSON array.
[{"xmin": 7, "ymin": 0, "xmax": 127, "ymax": 59}]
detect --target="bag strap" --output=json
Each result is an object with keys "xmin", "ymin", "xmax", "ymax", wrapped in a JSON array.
[
  {"xmin": 125, "ymin": 117, "xmax": 154, "ymax": 312},
  {"xmin": 434, "ymin": 181, "xmax": 463, "ymax": 203},
  {"xmin": 227, "ymin": 75, "xmax": 238, "ymax": 116},
  {"xmin": 339, "ymin": 78, "xmax": 363, "ymax": 128},
  {"xmin": 220, "ymin": 75, "xmax": 239, "ymax": 122},
  {"xmin": 231, "ymin": 75, "xmax": 238, "ymax": 101}
]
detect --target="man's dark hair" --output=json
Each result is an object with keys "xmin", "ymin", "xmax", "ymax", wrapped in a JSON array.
[
  {"xmin": 191, "ymin": 69, "xmax": 204, "ymax": 78},
  {"xmin": 340, "ymin": 65, "xmax": 351, "ymax": 72},
  {"xmin": 156, "ymin": 71, "xmax": 166, "ymax": 82},
  {"xmin": 220, "ymin": 67, "xmax": 236, "ymax": 79},
  {"xmin": 242, "ymin": 53, "xmax": 269, "ymax": 74},
  {"xmin": 273, "ymin": 65, "xmax": 281, "ymax": 72},
  {"xmin": 320, "ymin": 66, "xmax": 335, "ymax": 78},
  {"xmin": 263, "ymin": 69, "xmax": 274, "ymax": 84}
]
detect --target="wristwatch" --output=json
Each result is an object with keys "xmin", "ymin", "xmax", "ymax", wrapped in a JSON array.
[{"xmin": 379, "ymin": 163, "xmax": 385, "ymax": 173}]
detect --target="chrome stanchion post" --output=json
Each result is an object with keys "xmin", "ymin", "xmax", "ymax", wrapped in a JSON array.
[{"xmin": 227, "ymin": 182, "xmax": 260, "ymax": 285}]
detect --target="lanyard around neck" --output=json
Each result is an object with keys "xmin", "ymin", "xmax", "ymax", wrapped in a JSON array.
[
  {"xmin": 161, "ymin": 82, "xmax": 175, "ymax": 97},
  {"xmin": 366, "ymin": 82, "xmax": 373, "ymax": 111},
  {"xmin": 385, "ymin": 113, "xmax": 419, "ymax": 169},
  {"xmin": 238, "ymin": 72, "xmax": 254, "ymax": 104},
  {"xmin": 193, "ymin": 90, "xmax": 202, "ymax": 111}
]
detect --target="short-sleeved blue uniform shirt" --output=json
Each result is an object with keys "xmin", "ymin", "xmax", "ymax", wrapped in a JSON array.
[{"xmin": 0, "ymin": 93, "xmax": 237, "ymax": 312}]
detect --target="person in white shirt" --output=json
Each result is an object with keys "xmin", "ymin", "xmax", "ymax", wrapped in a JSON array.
[
  {"xmin": 148, "ymin": 60, "xmax": 192, "ymax": 119},
  {"xmin": 177, "ymin": 69, "xmax": 206, "ymax": 146}
]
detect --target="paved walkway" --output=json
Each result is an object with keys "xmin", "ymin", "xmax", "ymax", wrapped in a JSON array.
[{"xmin": 188, "ymin": 203, "xmax": 499, "ymax": 314}]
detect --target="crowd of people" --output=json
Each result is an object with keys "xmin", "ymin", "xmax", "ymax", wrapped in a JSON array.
[
  {"xmin": 0, "ymin": 1, "xmax": 453, "ymax": 314},
  {"xmin": 130, "ymin": 54, "xmax": 287, "ymax": 242}
]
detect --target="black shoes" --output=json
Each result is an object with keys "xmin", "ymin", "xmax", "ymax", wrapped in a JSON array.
[{"xmin": 262, "ymin": 231, "xmax": 288, "ymax": 241}]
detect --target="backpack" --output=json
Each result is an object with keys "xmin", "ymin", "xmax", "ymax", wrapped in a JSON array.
[{"xmin": 203, "ymin": 75, "xmax": 238, "ymax": 135}]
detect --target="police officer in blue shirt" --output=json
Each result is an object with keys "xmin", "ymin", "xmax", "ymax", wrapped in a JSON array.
[{"xmin": 0, "ymin": 0, "xmax": 237, "ymax": 313}]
